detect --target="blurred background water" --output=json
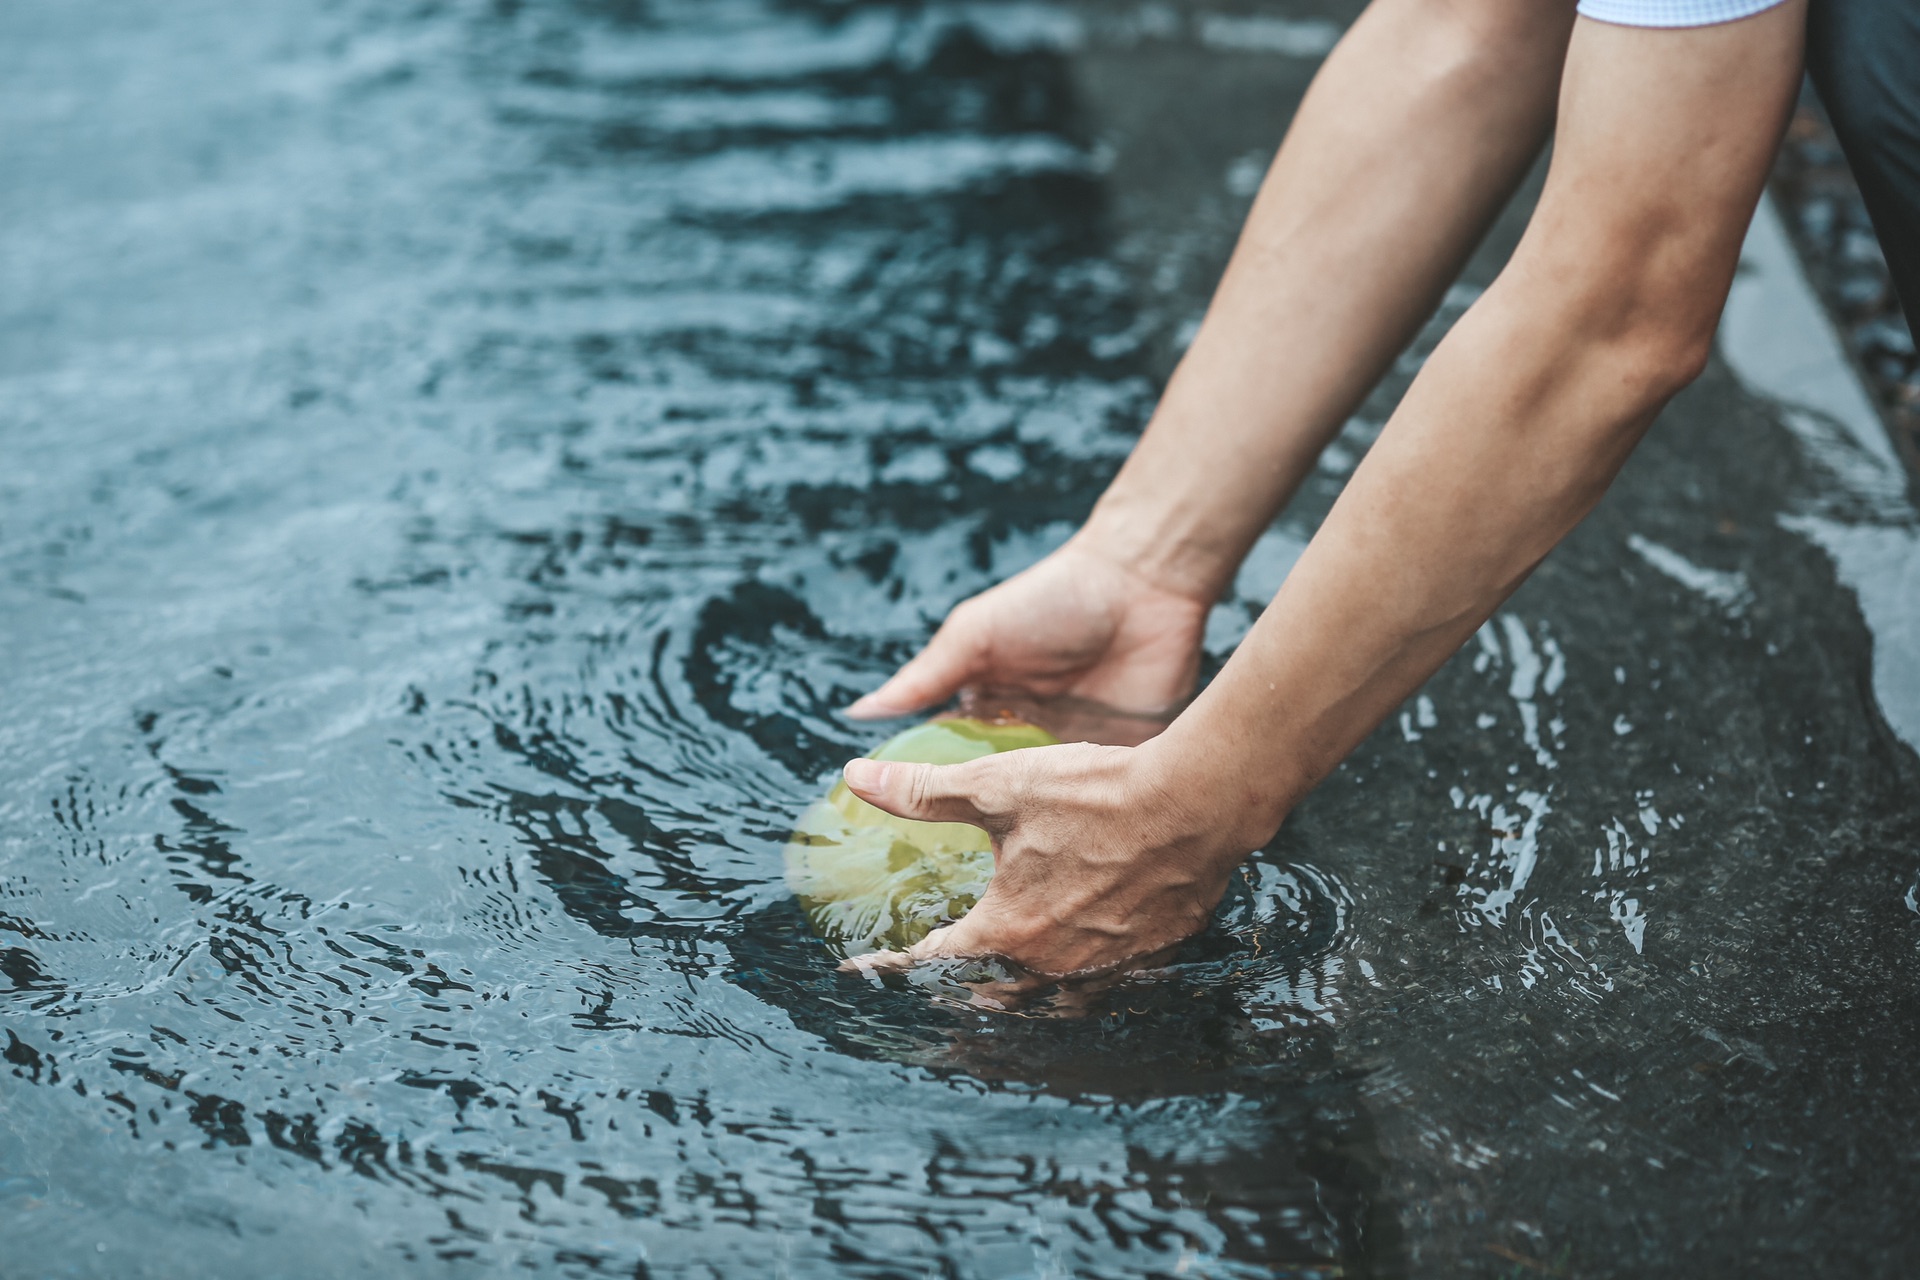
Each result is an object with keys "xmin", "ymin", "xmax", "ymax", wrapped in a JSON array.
[{"xmin": 3, "ymin": 2, "xmax": 1918, "ymax": 1276}]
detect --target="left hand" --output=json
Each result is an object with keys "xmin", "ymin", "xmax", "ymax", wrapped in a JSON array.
[
  {"xmin": 837, "ymin": 741, "xmax": 1260, "ymax": 979},
  {"xmin": 845, "ymin": 538, "xmax": 1209, "ymax": 729}
]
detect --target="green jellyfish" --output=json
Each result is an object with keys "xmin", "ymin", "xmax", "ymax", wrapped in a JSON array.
[{"xmin": 785, "ymin": 716, "xmax": 1058, "ymax": 955}]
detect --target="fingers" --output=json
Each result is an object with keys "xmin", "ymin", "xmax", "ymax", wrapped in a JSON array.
[
  {"xmin": 846, "ymin": 612, "xmax": 983, "ymax": 719},
  {"xmin": 836, "ymin": 949, "xmax": 912, "ymax": 979},
  {"xmin": 840, "ymin": 758, "xmax": 996, "ymax": 828},
  {"xmin": 832, "ymin": 923, "xmax": 960, "ymax": 975},
  {"xmin": 840, "ymin": 917, "xmax": 1076, "ymax": 1013}
]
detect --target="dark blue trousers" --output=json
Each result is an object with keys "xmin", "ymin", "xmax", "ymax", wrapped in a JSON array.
[{"xmin": 1808, "ymin": 0, "xmax": 1920, "ymax": 325}]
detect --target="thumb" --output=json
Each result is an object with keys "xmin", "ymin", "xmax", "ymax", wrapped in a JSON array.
[
  {"xmin": 841, "ymin": 758, "xmax": 992, "ymax": 829},
  {"xmin": 846, "ymin": 617, "xmax": 983, "ymax": 719}
]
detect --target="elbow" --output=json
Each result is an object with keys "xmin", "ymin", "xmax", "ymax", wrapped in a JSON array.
[
  {"xmin": 1607, "ymin": 318, "xmax": 1715, "ymax": 411},
  {"xmin": 1518, "ymin": 242, "xmax": 1726, "ymax": 417},
  {"xmin": 1504, "ymin": 189, "xmax": 1744, "ymax": 418}
]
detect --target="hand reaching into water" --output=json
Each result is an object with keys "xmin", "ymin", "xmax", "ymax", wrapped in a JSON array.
[
  {"xmin": 826, "ymin": 0, "xmax": 1807, "ymax": 992},
  {"xmin": 837, "ymin": 740, "xmax": 1260, "ymax": 980},
  {"xmin": 846, "ymin": 540, "xmax": 1209, "ymax": 732}
]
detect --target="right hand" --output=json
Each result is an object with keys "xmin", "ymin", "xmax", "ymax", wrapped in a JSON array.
[
  {"xmin": 838, "ymin": 735, "xmax": 1252, "ymax": 981},
  {"xmin": 846, "ymin": 539, "xmax": 1210, "ymax": 727}
]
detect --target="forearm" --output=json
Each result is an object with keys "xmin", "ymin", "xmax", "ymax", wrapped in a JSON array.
[
  {"xmin": 1079, "ymin": 0, "xmax": 1573, "ymax": 603},
  {"xmin": 841, "ymin": 3, "xmax": 1809, "ymax": 982},
  {"xmin": 1153, "ymin": 280, "xmax": 1681, "ymax": 840},
  {"xmin": 1148, "ymin": 6, "xmax": 1805, "ymax": 848}
]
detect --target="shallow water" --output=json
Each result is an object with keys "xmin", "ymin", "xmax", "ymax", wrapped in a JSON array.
[{"xmin": 3, "ymin": 2, "xmax": 1919, "ymax": 1277}]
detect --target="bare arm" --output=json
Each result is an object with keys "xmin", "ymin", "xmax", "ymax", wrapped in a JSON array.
[
  {"xmin": 848, "ymin": 0, "xmax": 1574, "ymax": 719},
  {"xmin": 845, "ymin": 4, "xmax": 1807, "ymax": 979},
  {"xmin": 1156, "ymin": 6, "xmax": 1805, "ymax": 832},
  {"xmin": 1077, "ymin": 0, "xmax": 1575, "ymax": 603}
]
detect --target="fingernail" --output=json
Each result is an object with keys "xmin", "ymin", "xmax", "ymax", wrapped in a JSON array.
[
  {"xmin": 845, "ymin": 693, "xmax": 901, "ymax": 719},
  {"xmin": 842, "ymin": 758, "xmax": 885, "ymax": 792}
]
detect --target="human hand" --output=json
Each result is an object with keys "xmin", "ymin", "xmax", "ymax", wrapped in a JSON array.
[
  {"xmin": 846, "ymin": 539, "xmax": 1209, "ymax": 732},
  {"xmin": 836, "ymin": 739, "xmax": 1261, "ymax": 980}
]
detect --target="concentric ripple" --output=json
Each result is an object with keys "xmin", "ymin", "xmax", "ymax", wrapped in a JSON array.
[
  {"xmin": 0, "ymin": 2, "xmax": 1384, "ymax": 1276},
  {"xmin": 24, "ymin": 0, "xmax": 1918, "ymax": 1273}
]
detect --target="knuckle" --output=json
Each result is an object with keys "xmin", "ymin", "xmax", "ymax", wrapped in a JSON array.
[
  {"xmin": 906, "ymin": 763, "xmax": 936, "ymax": 814},
  {"xmin": 952, "ymin": 769, "xmax": 1013, "ymax": 830},
  {"xmin": 973, "ymin": 755, "xmax": 1031, "ymax": 819},
  {"xmin": 911, "ymin": 925, "xmax": 955, "ymax": 959},
  {"xmin": 945, "ymin": 598, "xmax": 985, "ymax": 635}
]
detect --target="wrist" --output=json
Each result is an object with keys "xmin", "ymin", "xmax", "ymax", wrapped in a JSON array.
[
  {"xmin": 1130, "ymin": 722, "xmax": 1295, "ymax": 868},
  {"xmin": 1048, "ymin": 525, "xmax": 1218, "ymax": 619},
  {"xmin": 1075, "ymin": 486, "xmax": 1243, "ymax": 607}
]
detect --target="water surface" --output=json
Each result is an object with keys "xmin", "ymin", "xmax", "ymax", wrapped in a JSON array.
[{"xmin": 4, "ymin": 2, "xmax": 1919, "ymax": 1276}]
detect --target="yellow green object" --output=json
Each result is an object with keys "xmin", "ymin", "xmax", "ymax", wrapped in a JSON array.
[{"xmin": 785, "ymin": 716, "xmax": 1058, "ymax": 955}]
